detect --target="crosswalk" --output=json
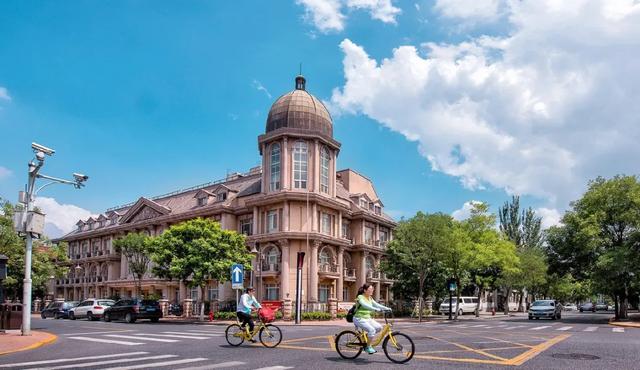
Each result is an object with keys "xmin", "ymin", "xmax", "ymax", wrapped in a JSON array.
[
  {"xmin": 447, "ymin": 323, "xmax": 626, "ymax": 333},
  {"xmin": 64, "ymin": 329, "xmax": 224, "ymax": 347},
  {"xmin": 0, "ymin": 352, "xmax": 251, "ymax": 370}
]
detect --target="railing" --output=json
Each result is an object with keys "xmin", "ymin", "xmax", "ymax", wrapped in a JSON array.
[
  {"xmin": 344, "ymin": 268, "xmax": 356, "ymax": 278},
  {"xmin": 319, "ymin": 264, "xmax": 338, "ymax": 273},
  {"xmin": 261, "ymin": 262, "xmax": 280, "ymax": 272},
  {"xmin": 366, "ymin": 270, "xmax": 381, "ymax": 279}
]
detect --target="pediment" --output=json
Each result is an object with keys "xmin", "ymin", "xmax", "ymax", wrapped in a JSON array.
[{"xmin": 119, "ymin": 197, "xmax": 171, "ymax": 224}]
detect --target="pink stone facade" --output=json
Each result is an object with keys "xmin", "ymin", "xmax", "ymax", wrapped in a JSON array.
[{"xmin": 55, "ymin": 76, "xmax": 396, "ymax": 311}]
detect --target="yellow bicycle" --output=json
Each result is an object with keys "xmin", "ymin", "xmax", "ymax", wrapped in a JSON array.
[
  {"xmin": 224, "ymin": 314, "xmax": 282, "ymax": 348},
  {"xmin": 335, "ymin": 311, "xmax": 415, "ymax": 364}
]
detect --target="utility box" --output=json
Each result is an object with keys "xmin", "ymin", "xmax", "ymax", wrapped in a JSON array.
[
  {"xmin": 25, "ymin": 210, "xmax": 45, "ymax": 236},
  {"xmin": 12, "ymin": 210, "xmax": 26, "ymax": 233}
]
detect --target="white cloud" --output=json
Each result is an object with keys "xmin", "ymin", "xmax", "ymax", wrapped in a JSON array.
[
  {"xmin": 0, "ymin": 87, "xmax": 10, "ymax": 101},
  {"xmin": 0, "ymin": 166, "xmax": 12, "ymax": 181},
  {"xmin": 296, "ymin": 0, "xmax": 400, "ymax": 33},
  {"xmin": 434, "ymin": 0, "xmax": 503, "ymax": 23},
  {"xmin": 536, "ymin": 207, "xmax": 562, "ymax": 229},
  {"xmin": 252, "ymin": 79, "xmax": 272, "ymax": 99},
  {"xmin": 331, "ymin": 0, "xmax": 640, "ymax": 214},
  {"xmin": 34, "ymin": 197, "xmax": 94, "ymax": 236},
  {"xmin": 451, "ymin": 200, "xmax": 483, "ymax": 220}
]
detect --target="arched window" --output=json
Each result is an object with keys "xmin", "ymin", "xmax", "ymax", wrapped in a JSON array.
[
  {"xmin": 270, "ymin": 142, "xmax": 281, "ymax": 191},
  {"xmin": 266, "ymin": 247, "xmax": 280, "ymax": 265},
  {"xmin": 320, "ymin": 146, "xmax": 330, "ymax": 193},
  {"xmin": 319, "ymin": 249, "xmax": 331, "ymax": 266},
  {"xmin": 293, "ymin": 141, "xmax": 308, "ymax": 189},
  {"xmin": 366, "ymin": 256, "xmax": 375, "ymax": 272}
]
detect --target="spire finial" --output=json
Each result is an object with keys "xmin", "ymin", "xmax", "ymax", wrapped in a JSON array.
[{"xmin": 295, "ymin": 72, "xmax": 306, "ymax": 91}]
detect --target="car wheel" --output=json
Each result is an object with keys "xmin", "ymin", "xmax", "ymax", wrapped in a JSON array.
[
  {"xmin": 104, "ymin": 312, "xmax": 111, "ymax": 322},
  {"xmin": 70, "ymin": 312, "xmax": 76, "ymax": 320},
  {"xmin": 125, "ymin": 313, "xmax": 136, "ymax": 323},
  {"xmin": 87, "ymin": 312, "xmax": 94, "ymax": 321},
  {"xmin": 557, "ymin": 313, "xmax": 562, "ymax": 320},
  {"xmin": 41, "ymin": 313, "xmax": 46, "ymax": 319},
  {"xmin": 150, "ymin": 317, "xmax": 159, "ymax": 323},
  {"xmin": 528, "ymin": 317, "xmax": 533, "ymax": 320},
  {"xmin": 55, "ymin": 313, "xmax": 61, "ymax": 320},
  {"xmin": 458, "ymin": 309, "xmax": 463, "ymax": 317}
]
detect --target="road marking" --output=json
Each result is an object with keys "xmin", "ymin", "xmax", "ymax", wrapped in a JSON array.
[
  {"xmin": 496, "ymin": 325, "xmax": 508, "ymax": 328},
  {"xmin": 172, "ymin": 361, "xmax": 246, "ymax": 370},
  {"xmin": 505, "ymin": 334, "xmax": 571, "ymax": 366},
  {"xmin": 104, "ymin": 334, "xmax": 179, "ymax": 343},
  {"xmin": 101, "ymin": 357, "xmax": 208, "ymax": 370},
  {"xmin": 63, "ymin": 330, "xmax": 134, "ymax": 336},
  {"xmin": 469, "ymin": 324, "xmax": 490, "ymax": 328},
  {"xmin": 162, "ymin": 331, "xmax": 221, "ymax": 337},
  {"xmin": 504, "ymin": 325, "xmax": 526, "ymax": 330},
  {"xmin": 67, "ymin": 336, "xmax": 144, "ymax": 345},
  {"xmin": 32, "ymin": 355, "xmax": 177, "ymax": 370},
  {"xmin": 254, "ymin": 367, "xmax": 294, "ymax": 370},
  {"xmin": 185, "ymin": 329, "xmax": 226, "ymax": 334},
  {"xmin": 529, "ymin": 326, "xmax": 551, "ymax": 331},
  {"xmin": 613, "ymin": 328, "xmax": 625, "ymax": 333},
  {"xmin": 557, "ymin": 326, "xmax": 573, "ymax": 331},
  {"xmin": 584, "ymin": 326, "xmax": 598, "ymax": 332},
  {"xmin": 0, "ymin": 352, "xmax": 148, "ymax": 367},
  {"xmin": 134, "ymin": 333, "xmax": 209, "ymax": 339}
]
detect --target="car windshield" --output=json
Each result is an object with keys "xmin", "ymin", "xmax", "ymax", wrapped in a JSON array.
[
  {"xmin": 443, "ymin": 299, "xmax": 457, "ymax": 304},
  {"xmin": 532, "ymin": 301, "xmax": 553, "ymax": 306},
  {"xmin": 98, "ymin": 301, "xmax": 115, "ymax": 306}
]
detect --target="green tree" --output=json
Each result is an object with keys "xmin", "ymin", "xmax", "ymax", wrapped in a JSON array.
[
  {"xmin": 114, "ymin": 233, "xmax": 151, "ymax": 298},
  {"xmin": 148, "ymin": 218, "xmax": 253, "ymax": 321},
  {"xmin": 383, "ymin": 212, "xmax": 453, "ymax": 322}
]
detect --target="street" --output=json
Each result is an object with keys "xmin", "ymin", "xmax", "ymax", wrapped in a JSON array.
[{"xmin": 0, "ymin": 312, "xmax": 638, "ymax": 370}]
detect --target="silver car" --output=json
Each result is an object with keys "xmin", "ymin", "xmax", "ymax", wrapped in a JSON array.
[
  {"xmin": 69, "ymin": 298, "xmax": 115, "ymax": 321},
  {"xmin": 528, "ymin": 300, "xmax": 562, "ymax": 320}
]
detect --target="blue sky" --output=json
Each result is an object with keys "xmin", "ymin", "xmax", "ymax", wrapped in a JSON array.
[{"xmin": 2, "ymin": 0, "xmax": 638, "ymax": 237}]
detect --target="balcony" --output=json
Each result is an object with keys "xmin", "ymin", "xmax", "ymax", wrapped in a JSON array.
[
  {"xmin": 366, "ymin": 270, "xmax": 381, "ymax": 280},
  {"xmin": 260, "ymin": 263, "xmax": 280, "ymax": 276},
  {"xmin": 318, "ymin": 264, "xmax": 340, "ymax": 277},
  {"xmin": 75, "ymin": 254, "xmax": 80, "ymax": 260},
  {"xmin": 344, "ymin": 268, "xmax": 357, "ymax": 281}
]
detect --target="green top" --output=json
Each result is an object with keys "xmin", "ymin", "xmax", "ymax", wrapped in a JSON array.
[{"xmin": 354, "ymin": 294, "xmax": 389, "ymax": 319}]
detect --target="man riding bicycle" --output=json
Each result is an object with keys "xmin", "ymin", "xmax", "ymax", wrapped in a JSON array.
[
  {"xmin": 354, "ymin": 283, "xmax": 392, "ymax": 354},
  {"xmin": 237, "ymin": 287, "xmax": 262, "ymax": 343}
]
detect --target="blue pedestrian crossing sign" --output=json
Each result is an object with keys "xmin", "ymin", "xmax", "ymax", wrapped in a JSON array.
[{"xmin": 231, "ymin": 264, "xmax": 244, "ymax": 290}]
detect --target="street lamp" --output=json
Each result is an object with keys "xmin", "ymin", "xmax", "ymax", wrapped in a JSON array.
[{"xmin": 14, "ymin": 142, "xmax": 88, "ymax": 336}]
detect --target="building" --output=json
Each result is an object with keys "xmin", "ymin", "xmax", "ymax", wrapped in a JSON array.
[{"xmin": 54, "ymin": 75, "xmax": 396, "ymax": 313}]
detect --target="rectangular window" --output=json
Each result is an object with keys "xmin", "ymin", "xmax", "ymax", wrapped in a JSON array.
[
  {"xmin": 267, "ymin": 210, "xmax": 278, "ymax": 233},
  {"xmin": 319, "ymin": 285, "xmax": 330, "ymax": 303},
  {"xmin": 265, "ymin": 284, "xmax": 279, "ymax": 301},
  {"xmin": 240, "ymin": 218, "xmax": 253, "ymax": 236},
  {"xmin": 360, "ymin": 199, "xmax": 368, "ymax": 209},
  {"xmin": 374, "ymin": 205, "xmax": 381, "ymax": 215},
  {"xmin": 343, "ymin": 287, "xmax": 349, "ymax": 302},
  {"xmin": 208, "ymin": 285, "xmax": 219, "ymax": 301},
  {"xmin": 293, "ymin": 141, "xmax": 308, "ymax": 189},
  {"xmin": 342, "ymin": 220, "xmax": 351, "ymax": 239},
  {"xmin": 320, "ymin": 213, "xmax": 332, "ymax": 235},
  {"xmin": 217, "ymin": 192, "xmax": 227, "ymax": 202},
  {"xmin": 365, "ymin": 226, "xmax": 374, "ymax": 245},
  {"xmin": 190, "ymin": 287, "xmax": 199, "ymax": 301},
  {"xmin": 379, "ymin": 229, "xmax": 388, "ymax": 244},
  {"xmin": 197, "ymin": 197, "xmax": 207, "ymax": 206}
]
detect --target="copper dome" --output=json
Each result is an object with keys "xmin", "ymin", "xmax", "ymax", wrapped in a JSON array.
[{"xmin": 265, "ymin": 76, "xmax": 333, "ymax": 138}]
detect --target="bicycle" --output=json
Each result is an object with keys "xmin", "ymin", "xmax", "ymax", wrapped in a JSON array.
[
  {"xmin": 224, "ymin": 311, "xmax": 283, "ymax": 348},
  {"xmin": 334, "ymin": 311, "xmax": 415, "ymax": 364}
]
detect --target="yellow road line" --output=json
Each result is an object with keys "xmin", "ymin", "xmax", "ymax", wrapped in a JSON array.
[
  {"xmin": 505, "ymin": 334, "xmax": 571, "ymax": 366},
  {"xmin": 419, "ymin": 334, "xmax": 508, "ymax": 361},
  {"xmin": 443, "ymin": 330, "xmax": 534, "ymax": 349},
  {"xmin": 280, "ymin": 335, "xmax": 329, "ymax": 344},
  {"xmin": 416, "ymin": 346, "xmax": 526, "ymax": 355},
  {"xmin": 327, "ymin": 336, "xmax": 336, "ymax": 351},
  {"xmin": 412, "ymin": 354, "xmax": 506, "ymax": 365}
]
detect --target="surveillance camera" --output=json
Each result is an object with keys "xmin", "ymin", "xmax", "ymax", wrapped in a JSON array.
[
  {"xmin": 31, "ymin": 142, "xmax": 55, "ymax": 156},
  {"xmin": 35, "ymin": 152, "xmax": 45, "ymax": 161},
  {"xmin": 73, "ymin": 173, "xmax": 89, "ymax": 182}
]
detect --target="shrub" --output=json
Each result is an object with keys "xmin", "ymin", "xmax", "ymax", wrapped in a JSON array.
[
  {"xmin": 214, "ymin": 311, "xmax": 237, "ymax": 320},
  {"xmin": 336, "ymin": 312, "xmax": 347, "ymax": 319},
  {"xmin": 302, "ymin": 311, "xmax": 331, "ymax": 321}
]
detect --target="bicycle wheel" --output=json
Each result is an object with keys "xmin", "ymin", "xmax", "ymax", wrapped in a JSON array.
[
  {"xmin": 225, "ymin": 324, "xmax": 245, "ymax": 346},
  {"xmin": 334, "ymin": 330, "xmax": 364, "ymax": 360},
  {"xmin": 382, "ymin": 332, "xmax": 415, "ymax": 364},
  {"xmin": 259, "ymin": 324, "xmax": 283, "ymax": 348}
]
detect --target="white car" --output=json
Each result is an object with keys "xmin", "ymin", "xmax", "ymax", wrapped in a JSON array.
[
  {"xmin": 440, "ymin": 297, "xmax": 481, "ymax": 316},
  {"xmin": 563, "ymin": 303, "xmax": 578, "ymax": 311},
  {"xmin": 69, "ymin": 298, "xmax": 115, "ymax": 321}
]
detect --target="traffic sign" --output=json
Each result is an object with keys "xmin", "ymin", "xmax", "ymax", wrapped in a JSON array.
[
  {"xmin": 448, "ymin": 281, "xmax": 457, "ymax": 291},
  {"xmin": 231, "ymin": 264, "xmax": 244, "ymax": 290}
]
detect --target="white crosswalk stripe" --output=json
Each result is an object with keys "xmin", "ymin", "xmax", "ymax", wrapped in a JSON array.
[
  {"xmin": 557, "ymin": 326, "xmax": 573, "ymax": 331},
  {"xmin": 185, "ymin": 329, "xmax": 226, "ymax": 334},
  {"xmin": 584, "ymin": 326, "xmax": 598, "ymax": 332},
  {"xmin": 174, "ymin": 362, "xmax": 246, "ymax": 370},
  {"xmin": 161, "ymin": 331, "xmax": 222, "ymax": 337},
  {"xmin": 530, "ymin": 326, "xmax": 551, "ymax": 330},
  {"xmin": 469, "ymin": 324, "xmax": 490, "ymax": 328},
  {"xmin": 101, "ymin": 357, "xmax": 208, "ymax": 370},
  {"xmin": 104, "ymin": 334, "xmax": 179, "ymax": 343},
  {"xmin": 255, "ymin": 367, "xmax": 294, "ymax": 370},
  {"xmin": 30, "ymin": 355, "xmax": 177, "ymax": 370},
  {"xmin": 68, "ymin": 336, "xmax": 145, "ymax": 346},
  {"xmin": 613, "ymin": 327, "xmax": 625, "ymax": 333},
  {"xmin": 133, "ymin": 333, "xmax": 209, "ymax": 339},
  {"xmin": 0, "ymin": 352, "xmax": 149, "ymax": 368},
  {"xmin": 505, "ymin": 325, "xmax": 526, "ymax": 330}
]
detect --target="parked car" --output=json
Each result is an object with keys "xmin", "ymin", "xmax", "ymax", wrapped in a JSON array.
[
  {"xmin": 69, "ymin": 299, "xmax": 115, "ymax": 321},
  {"xmin": 579, "ymin": 302, "xmax": 596, "ymax": 312},
  {"xmin": 563, "ymin": 303, "xmax": 578, "ymax": 311},
  {"xmin": 608, "ymin": 305, "xmax": 615, "ymax": 311},
  {"xmin": 528, "ymin": 300, "xmax": 562, "ymax": 320},
  {"xmin": 595, "ymin": 303, "xmax": 609, "ymax": 311},
  {"xmin": 439, "ymin": 297, "xmax": 481, "ymax": 316},
  {"xmin": 103, "ymin": 299, "xmax": 162, "ymax": 323},
  {"xmin": 41, "ymin": 301, "xmax": 79, "ymax": 319}
]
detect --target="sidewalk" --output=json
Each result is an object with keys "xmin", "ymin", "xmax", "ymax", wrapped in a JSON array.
[
  {"xmin": 0, "ymin": 330, "xmax": 57, "ymax": 356},
  {"xmin": 609, "ymin": 313, "xmax": 640, "ymax": 328}
]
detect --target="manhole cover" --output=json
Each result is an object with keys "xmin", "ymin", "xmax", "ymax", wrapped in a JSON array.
[{"xmin": 552, "ymin": 353, "xmax": 600, "ymax": 360}]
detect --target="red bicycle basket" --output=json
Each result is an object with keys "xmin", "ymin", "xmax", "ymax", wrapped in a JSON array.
[{"xmin": 259, "ymin": 308, "xmax": 275, "ymax": 323}]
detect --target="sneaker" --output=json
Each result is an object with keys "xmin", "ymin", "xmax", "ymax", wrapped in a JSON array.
[
  {"xmin": 365, "ymin": 346, "xmax": 377, "ymax": 354},
  {"xmin": 249, "ymin": 338, "xmax": 257, "ymax": 343}
]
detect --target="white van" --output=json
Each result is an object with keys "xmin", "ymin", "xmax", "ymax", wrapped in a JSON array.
[{"xmin": 439, "ymin": 297, "xmax": 482, "ymax": 316}]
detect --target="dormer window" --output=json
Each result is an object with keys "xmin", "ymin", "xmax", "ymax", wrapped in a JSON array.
[
  {"xmin": 217, "ymin": 192, "xmax": 227, "ymax": 202},
  {"xmin": 360, "ymin": 198, "xmax": 368, "ymax": 209},
  {"xmin": 374, "ymin": 205, "xmax": 381, "ymax": 215},
  {"xmin": 197, "ymin": 196, "xmax": 208, "ymax": 206}
]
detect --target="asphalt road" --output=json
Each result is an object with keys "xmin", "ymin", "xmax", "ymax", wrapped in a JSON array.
[{"xmin": 0, "ymin": 312, "xmax": 638, "ymax": 370}]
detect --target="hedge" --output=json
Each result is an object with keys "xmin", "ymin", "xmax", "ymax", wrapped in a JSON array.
[{"xmin": 302, "ymin": 311, "xmax": 331, "ymax": 321}]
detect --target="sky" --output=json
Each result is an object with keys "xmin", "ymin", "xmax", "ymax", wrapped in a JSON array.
[{"xmin": 1, "ymin": 0, "xmax": 639, "ymax": 238}]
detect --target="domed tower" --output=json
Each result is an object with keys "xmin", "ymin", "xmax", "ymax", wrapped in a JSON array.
[{"xmin": 258, "ymin": 75, "xmax": 341, "ymax": 196}]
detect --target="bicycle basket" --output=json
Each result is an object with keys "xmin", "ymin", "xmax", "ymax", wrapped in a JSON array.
[{"xmin": 258, "ymin": 307, "xmax": 275, "ymax": 323}]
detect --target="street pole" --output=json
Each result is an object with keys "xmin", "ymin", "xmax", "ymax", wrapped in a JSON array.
[
  {"xmin": 295, "ymin": 251, "xmax": 305, "ymax": 324},
  {"xmin": 22, "ymin": 159, "xmax": 40, "ymax": 336},
  {"xmin": 448, "ymin": 288, "xmax": 453, "ymax": 321}
]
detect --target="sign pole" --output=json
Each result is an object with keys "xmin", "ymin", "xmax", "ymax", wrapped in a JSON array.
[{"xmin": 295, "ymin": 252, "xmax": 305, "ymax": 325}]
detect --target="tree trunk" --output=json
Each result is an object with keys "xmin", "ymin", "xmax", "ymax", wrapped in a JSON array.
[
  {"xmin": 503, "ymin": 287, "xmax": 511, "ymax": 315},
  {"xmin": 454, "ymin": 279, "xmax": 461, "ymax": 320},
  {"xmin": 199, "ymin": 286, "xmax": 206, "ymax": 321},
  {"xmin": 475, "ymin": 288, "xmax": 483, "ymax": 317},
  {"xmin": 614, "ymin": 295, "xmax": 619, "ymax": 321},
  {"xmin": 418, "ymin": 275, "xmax": 424, "ymax": 323},
  {"xmin": 620, "ymin": 285, "xmax": 629, "ymax": 320},
  {"xmin": 517, "ymin": 288, "xmax": 525, "ymax": 312}
]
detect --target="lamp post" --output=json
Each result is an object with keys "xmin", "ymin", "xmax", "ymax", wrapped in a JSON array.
[{"xmin": 15, "ymin": 142, "xmax": 88, "ymax": 336}]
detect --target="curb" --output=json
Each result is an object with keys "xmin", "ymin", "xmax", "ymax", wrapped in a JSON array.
[
  {"xmin": 608, "ymin": 317, "xmax": 640, "ymax": 328},
  {"xmin": 0, "ymin": 331, "xmax": 57, "ymax": 356}
]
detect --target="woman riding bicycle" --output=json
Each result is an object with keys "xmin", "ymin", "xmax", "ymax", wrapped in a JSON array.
[
  {"xmin": 237, "ymin": 287, "xmax": 262, "ymax": 342},
  {"xmin": 354, "ymin": 283, "xmax": 392, "ymax": 354}
]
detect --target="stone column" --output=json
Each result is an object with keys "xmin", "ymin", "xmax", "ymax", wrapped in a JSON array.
[
  {"xmin": 283, "ymin": 137, "xmax": 289, "ymax": 190},
  {"xmin": 253, "ymin": 206, "xmax": 259, "ymax": 235},
  {"xmin": 309, "ymin": 240, "xmax": 320, "ymax": 304},
  {"xmin": 159, "ymin": 298, "xmax": 169, "ymax": 317},
  {"xmin": 358, "ymin": 251, "xmax": 368, "ymax": 288},
  {"xmin": 179, "ymin": 281, "xmax": 187, "ymax": 301},
  {"xmin": 337, "ymin": 246, "xmax": 344, "ymax": 302},
  {"xmin": 312, "ymin": 202, "xmax": 317, "ymax": 232},
  {"xmin": 279, "ymin": 239, "xmax": 290, "ymax": 301},
  {"xmin": 283, "ymin": 201, "xmax": 289, "ymax": 232},
  {"xmin": 375, "ymin": 282, "xmax": 381, "ymax": 301},
  {"xmin": 283, "ymin": 298, "xmax": 293, "ymax": 321},
  {"xmin": 338, "ymin": 212, "xmax": 343, "ymax": 238},
  {"xmin": 328, "ymin": 297, "xmax": 338, "ymax": 319},
  {"xmin": 183, "ymin": 298, "xmax": 193, "ymax": 318}
]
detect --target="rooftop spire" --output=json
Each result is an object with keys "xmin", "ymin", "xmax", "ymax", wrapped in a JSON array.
[{"xmin": 295, "ymin": 74, "xmax": 306, "ymax": 90}]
